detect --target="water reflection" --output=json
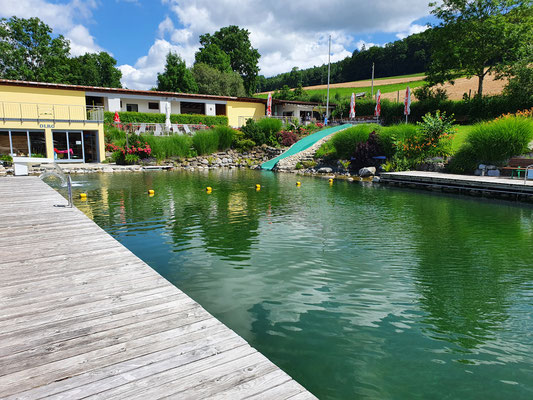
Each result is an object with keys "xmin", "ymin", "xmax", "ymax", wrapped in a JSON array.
[{"xmin": 62, "ymin": 170, "xmax": 533, "ymax": 400}]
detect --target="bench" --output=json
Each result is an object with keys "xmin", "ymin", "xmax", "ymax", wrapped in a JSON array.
[
  {"xmin": 501, "ymin": 158, "xmax": 533, "ymax": 179},
  {"xmin": 12, "ymin": 157, "xmax": 55, "ymax": 176}
]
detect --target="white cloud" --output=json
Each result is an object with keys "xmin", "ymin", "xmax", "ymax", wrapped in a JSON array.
[
  {"xmin": 396, "ymin": 24, "xmax": 430, "ymax": 39},
  {"xmin": 121, "ymin": 0, "xmax": 431, "ymax": 89},
  {"xmin": 0, "ymin": 0, "xmax": 104, "ymax": 55}
]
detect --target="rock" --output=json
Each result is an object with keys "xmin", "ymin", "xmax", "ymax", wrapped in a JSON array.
[
  {"xmin": 478, "ymin": 164, "xmax": 486, "ymax": 170},
  {"xmin": 201, "ymin": 159, "xmax": 209, "ymax": 165},
  {"xmin": 318, "ymin": 167, "xmax": 333, "ymax": 173},
  {"xmin": 486, "ymin": 165, "xmax": 497, "ymax": 170},
  {"xmin": 358, "ymin": 166, "xmax": 376, "ymax": 177},
  {"xmin": 103, "ymin": 167, "xmax": 114, "ymax": 173},
  {"xmin": 215, "ymin": 158, "xmax": 222, "ymax": 164},
  {"xmin": 372, "ymin": 176, "xmax": 381, "ymax": 183},
  {"xmin": 222, "ymin": 157, "xmax": 229, "ymax": 164},
  {"xmin": 487, "ymin": 169, "xmax": 500, "ymax": 177},
  {"xmin": 474, "ymin": 169, "xmax": 482, "ymax": 176}
]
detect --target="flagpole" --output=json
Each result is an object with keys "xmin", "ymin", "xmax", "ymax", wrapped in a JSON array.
[
  {"xmin": 325, "ymin": 35, "xmax": 331, "ymax": 125},
  {"xmin": 371, "ymin": 62, "xmax": 375, "ymax": 98}
]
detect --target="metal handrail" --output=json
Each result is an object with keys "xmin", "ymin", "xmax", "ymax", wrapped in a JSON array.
[{"xmin": 0, "ymin": 101, "xmax": 104, "ymax": 122}]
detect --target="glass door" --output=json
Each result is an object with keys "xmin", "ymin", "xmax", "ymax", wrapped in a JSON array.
[{"xmin": 52, "ymin": 131, "xmax": 84, "ymax": 162}]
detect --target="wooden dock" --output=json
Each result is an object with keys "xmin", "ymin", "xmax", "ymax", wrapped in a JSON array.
[
  {"xmin": 380, "ymin": 171, "xmax": 533, "ymax": 201},
  {"xmin": 0, "ymin": 176, "xmax": 315, "ymax": 399}
]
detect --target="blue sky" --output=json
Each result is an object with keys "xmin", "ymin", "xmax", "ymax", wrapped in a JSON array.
[{"xmin": 0, "ymin": 0, "xmax": 435, "ymax": 89}]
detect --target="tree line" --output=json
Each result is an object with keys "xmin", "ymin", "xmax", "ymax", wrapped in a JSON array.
[
  {"xmin": 256, "ymin": 30, "xmax": 432, "ymax": 92},
  {"xmin": 0, "ymin": 17, "xmax": 123, "ymax": 88}
]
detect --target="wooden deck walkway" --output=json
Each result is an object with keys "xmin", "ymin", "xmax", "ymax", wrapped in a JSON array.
[
  {"xmin": 380, "ymin": 171, "xmax": 533, "ymax": 200},
  {"xmin": 0, "ymin": 176, "xmax": 315, "ymax": 400}
]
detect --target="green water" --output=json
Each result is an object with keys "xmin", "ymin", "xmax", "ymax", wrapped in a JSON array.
[{"xmin": 67, "ymin": 170, "xmax": 533, "ymax": 399}]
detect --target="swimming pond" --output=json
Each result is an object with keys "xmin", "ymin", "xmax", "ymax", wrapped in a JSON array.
[{"xmin": 65, "ymin": 169, "xmax": 533, "ymax": 399}]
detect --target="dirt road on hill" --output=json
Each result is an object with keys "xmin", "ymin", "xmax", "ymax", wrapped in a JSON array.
[
  {"xmin": 380, "ymin": 73, "xmax": 507, "ymax": 101},
  {"xmin": 259, "ymin": 72, "xmax": 507, "ymax": 100}
]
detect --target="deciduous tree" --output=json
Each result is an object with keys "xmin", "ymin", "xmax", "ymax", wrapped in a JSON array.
[
  {"xmin": 0, "ymin": 16, "xmax": 70, "ymax": 82},
  {"xmin": 427, "ymin": 0, "xmax": 531, "ymax": 97},
  {"xmin": 194, "ymin": 43, "xmax": 232, "ymax": 73},
  {"xmin": 192, "ymin": 63, "xmax": 246, "ymax": 97},
  {"xmin": 199, "ymin": 26, "xmax": 260, "ymax": 96},
  {"xmin": 68, "ymin": 52, "xmax": 122, "ymax": 88},
  {"xmin": 157, "ymin": 52, "xmax": 198, "ymax": 93}
]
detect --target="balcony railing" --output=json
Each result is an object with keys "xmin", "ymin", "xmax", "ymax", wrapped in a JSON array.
[{"xmin": 0, "ymin": 102, "xmax": 104, "ymax": 123}]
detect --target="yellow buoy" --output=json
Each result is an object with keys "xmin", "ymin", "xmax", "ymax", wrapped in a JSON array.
[
  {"xmin": 80, "ymin": 193, "xmax": 87, "ymax": 199},
  {"xmin": 149, "ymin": 193, "xmax": 155, "ymax": 197},
  {"xmin": 328, "ymin": 178, "xmax": 334, "ymax": 184},
  {"xmin": 256, "ymin": 184, "xmax": 261, "ymax": 190},
  {"xmin": 148, "ymin": 189, "xmax": 155, "ymax": 195},
  {"xmin": 206, "ymin": 187, "xmax": 212, "ymax": 193},
  {"xmin": 296, "ymin": 181, "xmax": 301, "ymax": 186}
]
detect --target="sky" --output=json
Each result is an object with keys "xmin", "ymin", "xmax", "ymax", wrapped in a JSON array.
[{"xmin": 0, "ymin": 0, "xmax": 435, "ymax": 90}]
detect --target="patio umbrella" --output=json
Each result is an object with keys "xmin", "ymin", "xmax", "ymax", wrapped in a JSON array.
[
  {"xmin": 165, "ymin": 103, "xmax": 171, "ymax": 131},
  {"xmin": 113, "ymin": 111, "xmax": 120, "ymax": 123},
  {"xmin": 374, "ymin": 90, "xmax": 381, "ymax": 118},
  {"xmin": 404, "ymin": 86, "xmax": 411, "ymax": 123},
  {"xmin": 349, "ymin": 92, "xmax": 356, "ymax": 119},
  {"xmin": 266, "ymin": 93, "xmax": 272, "ymax": 117}
]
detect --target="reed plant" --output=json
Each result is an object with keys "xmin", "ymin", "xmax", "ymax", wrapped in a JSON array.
[{"xmin": 192, "ymin": 129, "xmax": 219, "ymax": 155}]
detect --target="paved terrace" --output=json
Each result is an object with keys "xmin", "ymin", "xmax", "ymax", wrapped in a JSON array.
[{"xmin": 0, "ymin": 176, "xmax": 315, "ymax": 399}]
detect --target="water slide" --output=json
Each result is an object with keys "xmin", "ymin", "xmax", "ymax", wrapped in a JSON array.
[{"xmin": 261, "ymin": 124, "xmax": 351, "ymax": 171}]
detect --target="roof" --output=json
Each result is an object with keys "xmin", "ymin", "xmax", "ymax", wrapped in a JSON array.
[
  {"xmin": 0, "ymin": 79, "xmax": 265, "ymax": 104},
  {"xmin": 0, "ymin": 79, "xmax": 333, "ymax": 107}
]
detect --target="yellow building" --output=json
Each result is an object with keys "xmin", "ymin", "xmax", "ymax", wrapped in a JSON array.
[
  {"xmin": 1, "ymin": 79, "xmax": 330, "ymax": 163},
  {"xmin": 0, "ymin": 80, "xmax": 105, "ymax": 162}
]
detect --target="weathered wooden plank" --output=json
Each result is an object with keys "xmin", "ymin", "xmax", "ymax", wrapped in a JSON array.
[
  {"xmin": 0, "ymin": 319, "xmax": 228, "ymax": 398},
  {"xmin": 82, "ymin": 346, "xmax": 259, "ymax": 399},
  {"xmin": 205, "ymin": 369, "xmax": 293, "ymax": 400},
  {"xmin": 0, "ymin": 177, "xmax": 314, "ymax": 399}
]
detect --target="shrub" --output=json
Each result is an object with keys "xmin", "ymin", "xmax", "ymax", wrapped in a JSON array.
[
  {"xmin": 257, "ymin": 118, "xmax": 282, "ymax": 134},
  {"xmin": 331, "ymin": 125, "xmax": 373, "ymax": 159},
  {"xmin": 446, "ymin": 144, "xmax": 479, "ymax": 174},
  {"xmin": 214, "ymin": 125, "xmax": 235, "ymax": 150},
  {"xmin": 314, "ymin": 141, "xmax": 336, "ymax": 160},
  {"xmin": 302, "ymin": 160, "xmax": 317, "ymax": 169},
  {"xmin": 192, "ymin": 129, "xmax": 219, "ymax": 155},
  {"xmin": 124, "ymin": 154, "xmax": 140, "ymax": 165},
  {"xmin": 350, "ymin": 132, "xmax": 384, "ymax": 171},
  {"xmin": 280, "ymin": 131, "xmax": 298, "ymax": 146},
  {"xmin": 378, "ymin": 124, "xmax": 417, "ymax": 158},
  {"xmin": 141, "ymin": 135, "xmax": 192, "ymax": 160},
  {"xmin": 104, "ymin": 112, "xmax": 228, "ymax": 126},
  {"xmin": 106, "ymin": 140, "xmax": 152, "ymax": 164},
  {"xmin": 462, "ymin": 117, "xmax": 533, "ymax": 165},
  {"xmin": 241, "ymin": 119, "xmax": 266, "ymax": 146}
]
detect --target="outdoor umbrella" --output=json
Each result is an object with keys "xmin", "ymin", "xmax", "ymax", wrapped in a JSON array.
[
  {"xmin": 349, "ymin": 92, "xmax": 356, "ymax": 119},
  {"xmin": 113, "ymin": 111, "xmax": 120, "ymax": 123},
  {"xmin": 404, "ymin": 86, "xmax": 411, "ymax": 123},
  {"xmin": 267, "ymin": 93, "xmax": 272, "ymax": 117},
  {"xmin": 165, "ymin": 103, "xmax": 171, "ymax": 131},
  {"xmin": 374, "ymin": 90, "xmax": 381, "ymax": 118}
]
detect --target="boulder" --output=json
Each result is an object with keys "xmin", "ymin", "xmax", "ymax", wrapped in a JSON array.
[
  {"xmin": 358, "ymin": 166, "xmax": 376, "ymax": 177},
  {"xmin": 317, "ymin": 167, "xmax": 333, "ymax": 173},
  {"xmin": 487, "ymin": 169, "xmax": 500, "ymax": 177},
  {"xmin": 372, "ymin": 176, "xmax": 381, "ymax": 183}
]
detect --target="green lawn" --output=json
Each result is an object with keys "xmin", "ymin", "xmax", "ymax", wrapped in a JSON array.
[
  {"xmin": 305, "ymin": 80, "xmax": 426, "ymax": 101},
  {"xmin": 256, "ymin": 79, "xmax": 426, "ymax": 100},
  {"xmin": 452, "ymin": 125, "xmax": 474, "ymax": 152}
]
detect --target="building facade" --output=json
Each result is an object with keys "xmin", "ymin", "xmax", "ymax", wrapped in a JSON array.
[{"xmin": 1, "ymin": 80, "xmax": 332, "ymax": 163}]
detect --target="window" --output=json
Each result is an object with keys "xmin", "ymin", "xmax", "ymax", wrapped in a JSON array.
[
  {"xmin": 126, "ymin": 104, "xmax": 139, "ymax": 112},
  {"xmin": 148, "ymin": 102, "xmax": 159, "ymax": 110},
  {"xmin": 0, "ymin": 130, "xmax": 46, "ymax": 157}
]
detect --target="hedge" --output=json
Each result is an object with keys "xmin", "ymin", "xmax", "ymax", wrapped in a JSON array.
[
  {"xmin": 333, "ymin": 95, "xmax": 533, "ymax": 126},
  {"xmin": 104, "ymin": 111, "xmax": 228, "ymax": 126}
]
